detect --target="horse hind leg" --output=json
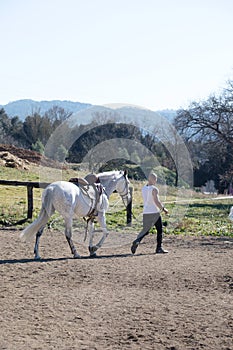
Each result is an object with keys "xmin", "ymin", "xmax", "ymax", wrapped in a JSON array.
[
  {"xmin": 33, "ymin": 205, "xmax": 55, "ymax": 260},
  {"xmin": 65, "ymin": 221, "xmax": 80, "ymax": 259},
  {"xmin": 34, "ymin": 226, "xmax": 45, "ymax": 260},
  {"xmin": 88, "ymin": 219, "xmax": 98, "ymax": 257}
]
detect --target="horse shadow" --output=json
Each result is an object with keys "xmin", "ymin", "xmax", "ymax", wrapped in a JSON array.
[{"xmin": 0, "ymin": 252, "xmax": 151, "ymax": 265}]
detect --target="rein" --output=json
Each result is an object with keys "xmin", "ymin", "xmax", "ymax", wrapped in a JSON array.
[{"xmin": 117, "ymin": 179, "xmax": 138, "ymax": 221}]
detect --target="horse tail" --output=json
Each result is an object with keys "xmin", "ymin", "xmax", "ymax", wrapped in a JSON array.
[{"xmin": 20, "ymin": 186, "xmax": 54, "ymax": 242}]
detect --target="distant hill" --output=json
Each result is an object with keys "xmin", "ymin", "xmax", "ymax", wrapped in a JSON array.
[
  {"xmin": 0, "ymin": 99, "xmax": 92, "ymax": 120},
  {"xmin": 157, "ymin": 109, "xmax": 177, "ymax": 122},
  {"xmin": 0, "ymin": 99, "xmax": 177, "ymax": 122}
]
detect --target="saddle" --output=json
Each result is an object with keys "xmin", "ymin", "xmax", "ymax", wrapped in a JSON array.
[{"xmin": 69, "ymin": 176, "xmax": 103, "ymax": 218}]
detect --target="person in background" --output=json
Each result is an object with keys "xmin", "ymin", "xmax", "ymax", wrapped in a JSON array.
[{"xmin": 131, "ymin": 172, "xmax": 169, "ymax": 254}]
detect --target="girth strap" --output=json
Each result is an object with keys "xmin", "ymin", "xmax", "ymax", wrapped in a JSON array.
[{"xmin": 69, "ymin": 177, "xmax": 103, "ymax": 218}]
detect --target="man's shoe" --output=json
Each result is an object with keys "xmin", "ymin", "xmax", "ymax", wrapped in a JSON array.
[
  {"xmin": 155, "ymin": 247, "xmax": 168, "ymax": 254},
  {"xmin": 131, "ymin": 241, "xmax": 139, "ymax": 254}
]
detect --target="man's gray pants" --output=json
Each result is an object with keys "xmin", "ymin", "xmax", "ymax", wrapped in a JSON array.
[{"xmin": 136, "ymin": 212, "xmax": 163, "ymax": 247}]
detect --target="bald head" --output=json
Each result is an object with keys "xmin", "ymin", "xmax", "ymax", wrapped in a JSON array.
[{"xmin": 148, "ymin": 173, "xmax": 157, "ymax": 185}]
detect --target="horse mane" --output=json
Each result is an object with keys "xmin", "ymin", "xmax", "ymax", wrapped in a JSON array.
[{"xmin": 97, "ymin": 170, "xmax": 122, "ymax": 181}]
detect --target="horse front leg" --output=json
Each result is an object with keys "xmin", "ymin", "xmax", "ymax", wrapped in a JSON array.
[
  {"xmin": 89, "ymin": 213, "xmax": 109, "ymax": 256},
  {"xmin": 88, "ymin": 219, "xmax": 97, "ymax": 257},
  {"xmin": 65, "ymin": 219, "xmax": 80, "ymax": 259}
]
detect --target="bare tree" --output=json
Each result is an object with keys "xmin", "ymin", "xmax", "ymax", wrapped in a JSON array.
[
  {"xmin": 174, "ymin": 79, "xmax": 233, "ymax": 190},
  {"xmin": 44, "ymin": 106, "xmax": 73, "ymax": 126},
  {"xmin": 175, "ymin": 82, "xmax": 233, "ymax": 145}
]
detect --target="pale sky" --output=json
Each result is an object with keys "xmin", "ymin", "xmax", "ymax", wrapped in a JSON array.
[{"xmin": 1, "ymin": 0, "xmax": 233, "ymax": 110}]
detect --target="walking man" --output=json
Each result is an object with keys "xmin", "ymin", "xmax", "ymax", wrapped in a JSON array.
[{"xmin": 131, "ymin": 172, "xmax": 169, "ymax": 254}]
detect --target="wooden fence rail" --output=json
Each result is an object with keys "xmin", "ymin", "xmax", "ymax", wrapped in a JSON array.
[
  {"xmin": 0, "ymin": 180, "xmax": 50, "ymax": 223},
  {"xmin": 0, "ymin": 180, "xmax": 132, "ymax": 225}
]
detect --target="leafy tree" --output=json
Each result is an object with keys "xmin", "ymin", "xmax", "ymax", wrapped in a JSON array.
[
  {"xmin": 23, "ymin": 113, "xmax": 53, "ymax": 147},
  {"xmin": 54, "ymin": 144, "xmax": 68, "ymax": 162},
  {"xmin": 0, "ymin": 109, "xmax": 26, "ymax": 146},
  {"xmin": 130, "ymin": 150, "xmax": 141, "ymax": 164},
  {"xmin": 118, "ymin": 147, "xmax": 130, "ymax": 160},
  {"xmin": 32, "ymin": 140, "xmax": 44, "ymax": 154},
  {"xmin": 0, "ymin": 108, "xmax": 12, "ymax": 143}
]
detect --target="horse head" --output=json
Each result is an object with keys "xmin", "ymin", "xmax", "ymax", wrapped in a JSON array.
[
  {"xmin": 115, "ymin": 170, "xmax": 131, "ymax": 206},
  {"xmin": 97, "ymin": 170, "xmax": 131, "ymax": 205}
]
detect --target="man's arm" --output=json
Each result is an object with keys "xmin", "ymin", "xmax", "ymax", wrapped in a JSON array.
[{"xmin": 152, "ymin": 188, "xmax": 169, "ymax": 214}]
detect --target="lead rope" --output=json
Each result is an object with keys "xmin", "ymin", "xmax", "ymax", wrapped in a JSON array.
[{"xmin": 121, "ymin": 195, "xmax": 139, "ymax": 221}]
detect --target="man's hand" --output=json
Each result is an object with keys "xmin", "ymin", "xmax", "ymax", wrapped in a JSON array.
[
  {"xmin": 152, "ymin": 188, "xmax": 169, "ymax": 215},
  {"xmin": 163, "ymin": 207, "xmax": 169, "ymax": 215}
]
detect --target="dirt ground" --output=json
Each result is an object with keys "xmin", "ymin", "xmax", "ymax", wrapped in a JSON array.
[{"xmin": 0, "ymin": 229, "xmax": 232, "ymax": 350}]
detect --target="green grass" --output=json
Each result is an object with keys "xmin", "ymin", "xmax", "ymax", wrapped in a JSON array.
[
  {"xmin": 0, "ymin": 165, "xmax": 232, "ymax": 237},
  {"xmin": 165, "ymin": 201, "xmax": 233, "ymax": 237}
]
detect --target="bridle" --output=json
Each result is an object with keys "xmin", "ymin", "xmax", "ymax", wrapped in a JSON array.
[{"xmin": 117, "ymin": 175, "xmax": 130, "ymax": 206}]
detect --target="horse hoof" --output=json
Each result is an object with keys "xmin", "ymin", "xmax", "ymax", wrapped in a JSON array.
[
  {"xmin": 34, "ymin": 255, "xmax": 41, "ymax": 261},
  {"xmin": 89, "ymin": 246, "xmax": 98, "ymax": 254},
  {"xmin": 73, "ymin": 252, "xmax": 81, "ymax": 259},
  {"xmin": 89, "ymin": 253, "xmax": 98, "ymax": 258}
]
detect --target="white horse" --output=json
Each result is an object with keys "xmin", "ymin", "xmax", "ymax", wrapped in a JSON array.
[{"xmin": 20, "ymin": 170, "xmax": 131, "ymax": 259}]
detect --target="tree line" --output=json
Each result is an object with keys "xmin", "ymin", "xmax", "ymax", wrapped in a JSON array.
[
  {"xmin": 0, "ymin": 106, "xmax": 173, "ymax": 179},
  {"xmin": 0, "ymin": 106, "xmax": 72, "ymax": 160},
  {"xmin": 1, "ymin": 79, "xmax": 233, "ymax": 191}
]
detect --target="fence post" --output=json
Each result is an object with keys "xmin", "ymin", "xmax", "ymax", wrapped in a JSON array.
[
  {"xmin": 126, "ymin": 186, "xmax": 133, "ymax": 226},
  {"xmin": 27, "ymin": 186, "xmax": 33, "ymax": 219}
]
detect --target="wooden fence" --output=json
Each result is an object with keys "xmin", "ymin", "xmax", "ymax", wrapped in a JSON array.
[
  {"xmin": 0, "ymin": 180, "xmax": 132, "ymax": 225},
  {"xmin": 0, "ymin": 180, "xmax": 50, "ymax": 224}
]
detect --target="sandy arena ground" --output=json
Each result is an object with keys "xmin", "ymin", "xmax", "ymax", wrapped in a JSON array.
[{"xmin": 0, "ymin": 229, "xmax": 232, "ymax": 350}]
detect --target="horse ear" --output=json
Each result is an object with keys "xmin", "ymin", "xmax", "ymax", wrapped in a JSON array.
[{"xmin": 123, "ymin": 169, "xmax": 128, "ymax": 177}]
